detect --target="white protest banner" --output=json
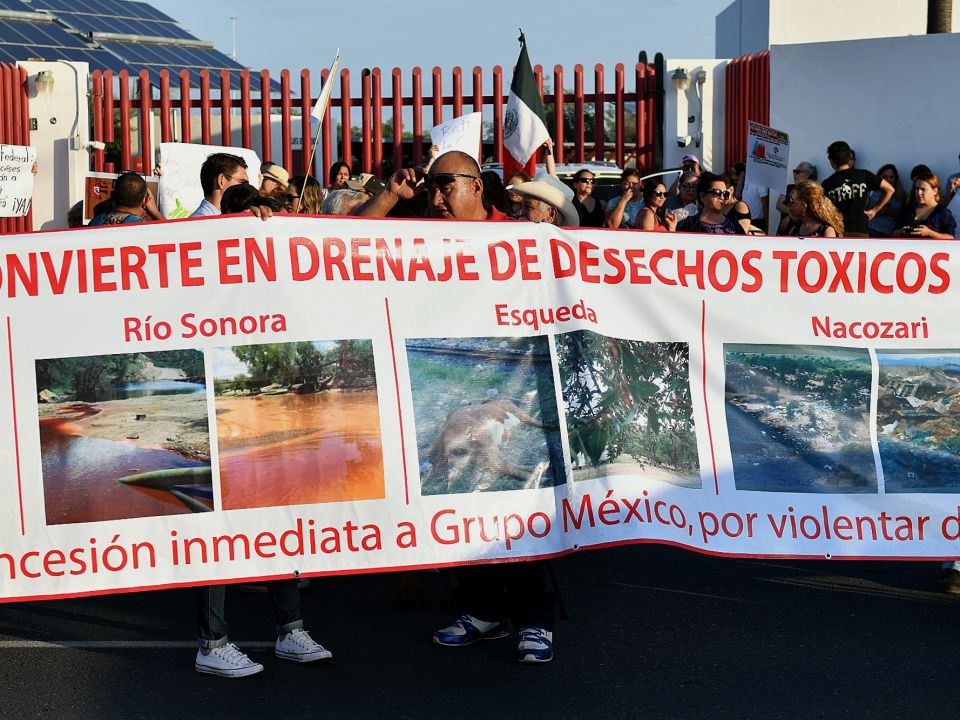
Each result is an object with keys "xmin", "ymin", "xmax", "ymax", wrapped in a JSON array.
[
  {"xmin": 431, "ymin": 112, "xmax": 482, "ymax": 162},
  {"xmin": 746, "ymin": 121, "xmax": 790, "ymax": 192},
  {"xmin": 0, "ymin": 145, "xmax": 36, "ymax": 217},
  {"xmin": 3, "ymin": 219, "xmax": 960, "ymax": 602},
  {"xmin": 157, "ymin": 143, "xmax": 261, "ymax": 219}
]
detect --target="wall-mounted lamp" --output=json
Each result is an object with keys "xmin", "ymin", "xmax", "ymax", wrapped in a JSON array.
[
  {"xmin": 35, "ymin": 70, "xmax": 55, "ymax": 96},
  {"xmin": 671, "ymin": 67, "xmax": 690, "ymax": 92}
]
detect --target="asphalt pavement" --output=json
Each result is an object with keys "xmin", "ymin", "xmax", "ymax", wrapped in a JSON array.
[{"xmin": 0, "ymin": 543, "xmax": 955, "ymax": 719}]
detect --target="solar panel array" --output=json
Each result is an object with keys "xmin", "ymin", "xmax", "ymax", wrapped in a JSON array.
[{"xmin": 0, "ymin": 0, "xmax": 255, "ymax": 87}]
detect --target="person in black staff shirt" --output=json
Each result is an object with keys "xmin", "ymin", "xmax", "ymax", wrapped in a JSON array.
[{"xmin": 821, "ymin": 141, "xmax": 894, "ymax": 238}]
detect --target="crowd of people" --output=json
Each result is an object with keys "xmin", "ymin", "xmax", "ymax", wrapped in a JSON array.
[
  {"xmin": 80, "ymin": 139, "xmax": 959, "ymax": 242},
  {"xmin": 70, "ymin": 140, "xmax": 960, "ymax": 679}
]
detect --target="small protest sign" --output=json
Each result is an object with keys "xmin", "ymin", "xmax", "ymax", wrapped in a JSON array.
[
  {"xmin": 430, "ymin": 112, "xmax": 483, "ymax": 162},
  {"xmin": 0, "ymin": 144, "xmax": 37, "ymax": 217},
  {"xmin": 745, "ymin": 121, "xmax": 789, "ymax": 191},
  {"xmin": 157, "ymin": 143, "xmax": 261, "ymax": 219}
]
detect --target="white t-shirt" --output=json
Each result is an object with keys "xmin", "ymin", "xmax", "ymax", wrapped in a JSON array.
[{"xmin": 740, "ymin": 183, "xmax": 769, "ymax": 221}]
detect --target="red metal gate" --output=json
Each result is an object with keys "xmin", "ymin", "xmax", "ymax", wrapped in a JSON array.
[
  {"xmin": 0, "ymin": 63, "xmax": 32, "ymax": 233},
  {"xmin": 90, "ymin": 60, "xmax": 661, "ymax": 180},
  {"xmin": 724, "ymin": 50, "xmax": 769, "ymax": 167}
]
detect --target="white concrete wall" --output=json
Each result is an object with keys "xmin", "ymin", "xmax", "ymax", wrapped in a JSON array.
[
  {"xmin": 717, "ymin": 0, "xmax": 960, "ymax": 57},
  {"xmin": 770, "ymin": 33, "xmax": 960, "ymax": 195},
  {"xmin": 19, "ymin": 61, "xmax": 90, "ymax": 230},
  {"xmin": 716, "ymin": 0, "xmax": 769, "ymax": 58},
  {"xmin": 662, "ymin": 59, "xmax": 727, "ymax": 174}
]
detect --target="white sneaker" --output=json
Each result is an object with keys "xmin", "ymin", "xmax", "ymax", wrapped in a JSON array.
[
  {"xmin": 195, "ymin": 643, "xmax": 264, "ymax": 678},
  {"xmin": 275, "ymin": 628, "xmax": 333, "ymax": 663},
  {"xmin": 433, "ymin": 614, "xmax": 509, "ymax": 646}
]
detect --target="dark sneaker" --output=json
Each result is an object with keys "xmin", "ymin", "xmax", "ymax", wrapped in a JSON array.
[
  {"xmin": 195, "ymin": 643, "xmax": 264, "ymax": 678},
  {"xmin": 433, "ymin": 614, "xmax": 509, "ymax": 646},
  {"xmin": 938, "ymin": 568, "xmax": 960, "ymax": 594},
  {"xmin": 275, "ymin": 629, "xmax": 333, "ymax": 663},
  {"xmin": 517, "ymin": 626, "xmax": 554, "ymax": 664}
]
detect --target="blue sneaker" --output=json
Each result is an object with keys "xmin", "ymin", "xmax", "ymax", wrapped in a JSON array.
[
  {"xmin": 433, "ymin": 614, "xmax": 508, "ymax": 646},
  {"xmin": 517, "ymin": 626, "xmax": 553, "ymax": 663}
]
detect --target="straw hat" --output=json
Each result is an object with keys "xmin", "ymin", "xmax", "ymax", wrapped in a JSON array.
[
  {"xmin": 506, "ymin": 172, "xmax": 580, "ymax": 227},
  {"xmin": 261, "ymin": 162, "xmax": 289, "ymax": 188}
]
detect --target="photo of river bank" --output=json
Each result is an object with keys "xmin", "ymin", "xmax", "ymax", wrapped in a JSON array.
[
  {"xmin": 212, "ymin": 340, "xmax": 384, "ymax": 509},
  {"xmin": 36, "ymin": 351, "xmax": 211, "ymax": 525}
]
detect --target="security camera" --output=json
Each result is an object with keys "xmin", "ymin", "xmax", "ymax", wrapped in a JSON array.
[
  {"xmin": 676, "ymin": 135, "xmax": 692, "ymax": 148},
  {"xmin": 86, "ymin": 140, "xmax": 106, "ymax": 152}
]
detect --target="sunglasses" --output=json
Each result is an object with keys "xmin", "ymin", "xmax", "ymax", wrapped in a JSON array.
[
  {"xmin": 575, "ymin": 178, "xmax": 595, "ymax": 184},
  {"xmin": 679, "ymin": 183, "xmax": 698, "ymax": 191},
  {"xmin": 650, "ymin": 191, "xmax": 667, "ymax": 197},
  {"xmin": 706, "ymin": 189, "xmax": 730, "ymax": 199},
  {"xmin": 424, "ymin": 172, "xmax": 478, "ymax": 191},
  {"xmin": 792, "ymin": 169, "xmax": 806, "ymax": 175}
]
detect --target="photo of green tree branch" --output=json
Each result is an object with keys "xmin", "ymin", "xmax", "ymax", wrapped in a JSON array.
[{"xmin": 557, "ymin": 330, "xmax": 700, "ymax": 487}]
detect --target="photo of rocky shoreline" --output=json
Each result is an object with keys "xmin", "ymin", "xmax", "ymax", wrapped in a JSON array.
[
  {"xmin": 724, "ymin": 344, "xmax": 876, "ymax": 493},
  {"xmin": 36, "ymin": 350, "xmax": 212, "ymax": 525}
]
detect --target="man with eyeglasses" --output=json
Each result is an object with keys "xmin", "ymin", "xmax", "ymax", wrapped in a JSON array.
[
  {"xmin": 190, "ymin": 153, "xmax": 252, "ymax": 217},
  {"xmin": 664, "ymin": 171, "xmax": 700, "ymax": 215}
]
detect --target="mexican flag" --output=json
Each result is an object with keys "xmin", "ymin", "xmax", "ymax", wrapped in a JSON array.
[{"xmin": 503, "ymin": 33, "xmax": 549, "ymax": 165}]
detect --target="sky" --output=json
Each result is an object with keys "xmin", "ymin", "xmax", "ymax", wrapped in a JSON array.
[{"xmin": 149, "ymin": 0, "xmax": 731, "ymax": 81}]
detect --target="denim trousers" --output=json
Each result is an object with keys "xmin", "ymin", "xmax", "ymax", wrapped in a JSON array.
[{"xmin": 196, "ymin": 579, "xmax": 303, "ymax": 649}]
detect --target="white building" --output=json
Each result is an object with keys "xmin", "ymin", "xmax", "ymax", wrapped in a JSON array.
[{"xmin": 716, "ymin": 0, "xmax": 959, "ymax": 58}]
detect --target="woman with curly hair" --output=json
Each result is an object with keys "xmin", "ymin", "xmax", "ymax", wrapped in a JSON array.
[{"xmin": 780, "ymin": 180, "xmax": 843, "ymax": 237}]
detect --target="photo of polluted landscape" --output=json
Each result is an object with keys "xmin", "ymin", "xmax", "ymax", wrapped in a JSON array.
[
  {"xmin": 36, "ymin": 350, "xmax": 211, "ymax": 525},
  {"xmin": 724, "ymin": 344, "xmax": 877, "ymax": 493},
  {"xmin": 877, "ymin": 350, "xmax": 960, "ymax": 493},
  {"xmin": 212, "ymin": 340, "xmax": 384, "ymax": 510},
  {"xmin": 407, "ymin": 336, "xmax": 565, "ymax": 495},
  {"xmin": 556, "ymin": 330, "xmax": 700, "ymax": 487}
]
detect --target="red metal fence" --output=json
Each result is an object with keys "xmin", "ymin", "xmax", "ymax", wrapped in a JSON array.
[
  {"xmin": 0, "ymin": 63, "xmax": 32, "ymax": 233},
  {"xmin": 724, "ymin": 50, "xmax": 770, "ymax": 166},
  {"xmin": 90, "ymin": 61, "xmax": 662, "ymax": 179}
]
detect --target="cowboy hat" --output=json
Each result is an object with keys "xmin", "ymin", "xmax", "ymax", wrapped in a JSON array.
[{"xmin": 506, "ymin": 172, "xmax": 580, "ymax": 227}]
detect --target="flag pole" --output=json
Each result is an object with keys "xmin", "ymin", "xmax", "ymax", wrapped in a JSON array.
[{"xmin": 300, "ymin": 50, "xmax": 340, "ymax": 211}]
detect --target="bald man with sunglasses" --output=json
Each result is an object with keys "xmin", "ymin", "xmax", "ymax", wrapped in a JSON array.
[
  {"xmin": 356, "ymin": 151, "xmax": 557, "ymax": 664},
  {"xmin": 356, "ymin": 151, "xmax": 506, "ymax": 221}
]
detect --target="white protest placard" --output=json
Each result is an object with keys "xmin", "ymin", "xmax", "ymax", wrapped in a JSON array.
[
  {"xmin": 157, "ymin": 143, "xmax": 261, "ymax": 219},
  {"xmin": 745, "ymin": 121, "xmax": 789, "ymax": 192},
  {"xmin": 0, "ymin": 145, "xmax": 36, "ymax": 217},
  {"xmin": 431, "ymin": 112, "xmax": 482, "ymax": 162}
]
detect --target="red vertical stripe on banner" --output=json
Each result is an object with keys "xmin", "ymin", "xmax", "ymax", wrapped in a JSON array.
[
  {"xmin": 384, "ymin": 299, "xmax": 410, "ymax": 505},
  {"xmin": 7, "ymin": 317, "xmax": 24, "ymax": 535},
  {"xmin": 701, "ymin": 300, "xmax": 720, "ymax": 496}
]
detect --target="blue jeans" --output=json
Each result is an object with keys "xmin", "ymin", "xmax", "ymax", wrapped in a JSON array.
[{"xmin": 196, "ymin": 580, "xmax": 303, "ymax": 649}]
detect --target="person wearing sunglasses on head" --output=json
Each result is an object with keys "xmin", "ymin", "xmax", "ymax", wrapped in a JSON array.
[
  {"xmin": 634, "ymin": 180, "xmax": 677, "ymax": 232},
  {"xmin": 571, "ymin": 168, "xmax": 606, "ymax": 227},
  {"xmin": 675, "ymin": 172, "xmax": 746, "ymax": 235}
]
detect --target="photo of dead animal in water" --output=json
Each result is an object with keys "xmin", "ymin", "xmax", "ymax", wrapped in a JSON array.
[{"xmin": 407, "ymin": 337, "xmax": 565, "ymax": 495}]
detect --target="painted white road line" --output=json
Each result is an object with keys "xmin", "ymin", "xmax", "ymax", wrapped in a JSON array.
[{"xmin": 0, "ymin": 640, "xmax": 276, "ymax": 649}]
